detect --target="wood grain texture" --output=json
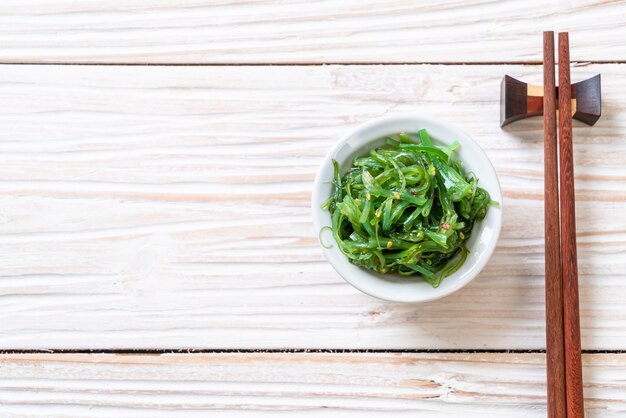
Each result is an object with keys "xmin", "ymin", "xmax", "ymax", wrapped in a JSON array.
[
  {"xmin": 0, "ymin": 353, "xmax": 624, "ymax": 417},
  {"xmin": 0, "ymin": 0, "xmax": 625, "ymax": 64},
  {"xmin": 0, "ymin": 64, "xmax": 625, "ymax": 350}
]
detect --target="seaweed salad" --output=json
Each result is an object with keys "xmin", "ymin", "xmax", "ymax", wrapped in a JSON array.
[{"xmin": 322, "ymin": 129, "xmax": 496, "ymax": 287}]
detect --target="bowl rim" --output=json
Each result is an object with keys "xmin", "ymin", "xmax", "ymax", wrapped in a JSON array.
[{"xmin": 311, "ymin": 113, "xmax": 503, "ymax": 303}]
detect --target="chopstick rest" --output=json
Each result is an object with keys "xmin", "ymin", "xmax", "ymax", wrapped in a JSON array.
[{"xmin": 500, "ymin": 73, "xmax": 601, "ymax": 127}]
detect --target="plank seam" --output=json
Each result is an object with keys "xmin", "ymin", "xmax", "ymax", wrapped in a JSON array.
[
  {"xmin": 0, "ymin": 61, "xmax": 624, "ymax": 67},
  {"xmin": 0, "ymin": 349, "xmax": 624, "ymax": 354}
]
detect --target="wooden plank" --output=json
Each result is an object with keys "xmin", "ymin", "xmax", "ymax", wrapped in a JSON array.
[
  {"xmin": 0, "ymin": 353, "xmax": 623, "ymax": 417},
  {"xmin": 0, "ymin": 0, "xmax": 625, "ymax": 64},
  {"xmin": 0, "ymin": 64, "xmax": 624, "ymax": 349}
]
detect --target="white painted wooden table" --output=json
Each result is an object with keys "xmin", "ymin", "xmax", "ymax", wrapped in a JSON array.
[{"xmin": 1, "ymin": 1, "xmax": 625, "ymax": 416}]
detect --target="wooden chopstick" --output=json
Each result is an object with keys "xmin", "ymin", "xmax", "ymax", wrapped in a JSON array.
[
  {"xmin": 558, "ymin": 31, "xmax": 585, "ymax": 418},
  {"xmin": 543, "ymin": 30, "xmax": 566, "ymax": 418}
]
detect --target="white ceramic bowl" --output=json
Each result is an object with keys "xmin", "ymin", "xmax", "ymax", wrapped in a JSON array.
[{"xmin": 312, "ymin": 114, "xmax": 502, "ymax": 303}]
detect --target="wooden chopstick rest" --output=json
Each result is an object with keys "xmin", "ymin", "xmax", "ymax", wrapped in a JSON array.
[{"xmin": 500, "ymin": 73, "xmax": 601, "ymax": 127}]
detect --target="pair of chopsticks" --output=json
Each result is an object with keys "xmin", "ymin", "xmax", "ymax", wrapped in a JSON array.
[{"xmin": 543, "ymin": 31, "xmax": 584, "ymax": 418}]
